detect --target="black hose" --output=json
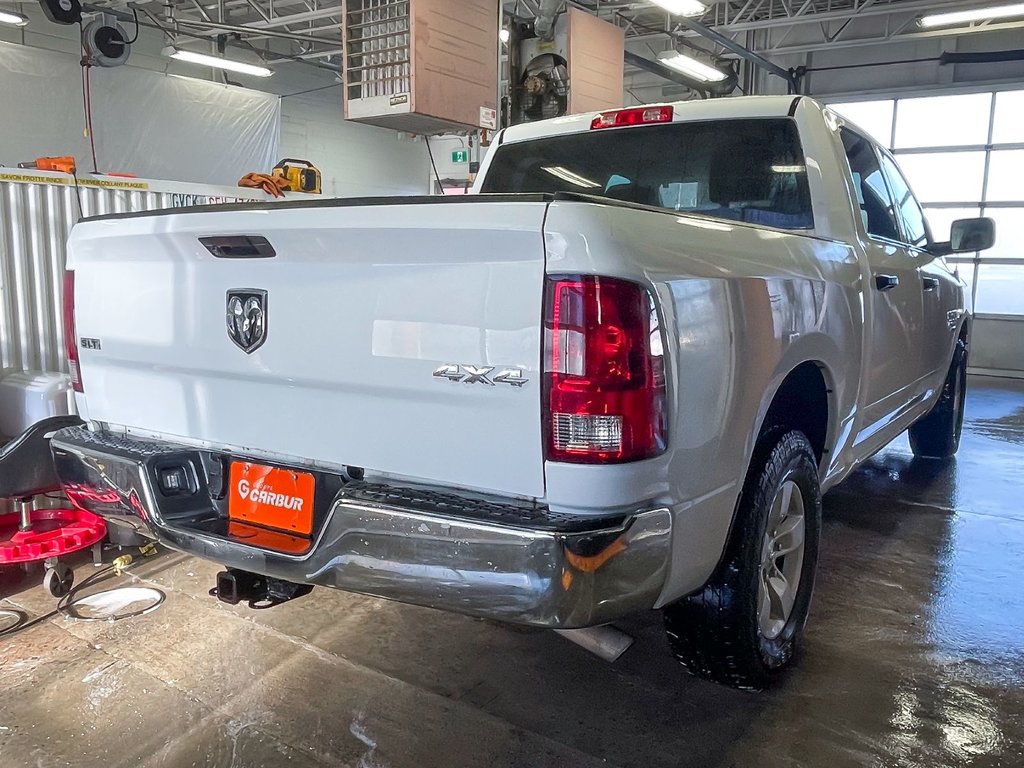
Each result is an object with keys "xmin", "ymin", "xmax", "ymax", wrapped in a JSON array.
[
  {"xmin": 0, "ymin": 563, "xmax": 164, "ymax": 637},
  {"xmin": 425, "ymin": 136, "xmax": 444, "ymax": 194}
]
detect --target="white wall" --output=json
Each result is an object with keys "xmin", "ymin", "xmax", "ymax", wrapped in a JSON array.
[
  {"xmin": 0, "ymin": 40, "xmax": 280, "ymax": 184},
  {"xmin": 278, "ymin": 86, "xmax": 431, "ymax": 197},
  {"xmin": 621, "ymin": 26, "xmax": 1024, "ymax": 104},
  {"xmin": 0, "ymin": 2, "xmax": 430, "ymax": 195},
  {"xmin": 757, "ymin": 29, "xmax": 1024, "ymax": 98}
]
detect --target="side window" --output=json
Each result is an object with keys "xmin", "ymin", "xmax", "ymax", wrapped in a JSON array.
[
  {"xmin": 879, "ymin": 153, "xmax": 929, "ymax": 248},
  {"xmin": 840, "ymin": 129, "xmax": 901, "ymax": 242}
]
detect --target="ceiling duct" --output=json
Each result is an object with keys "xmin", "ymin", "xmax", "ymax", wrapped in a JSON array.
[
  {"xmin": 534, "ymin": 0, "xmax": 563, "ymax": 41},
  {"xmin": 512, "ymin": 7, "xmax": 624, "ymax": 125}
]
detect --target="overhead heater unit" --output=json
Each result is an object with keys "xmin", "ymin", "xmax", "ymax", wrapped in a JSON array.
[
  {"xmin": 343, "ymin": 0, "xmax": 499, "ymax": 134},
  {"xmin": 513, "ymin": 7, "xmax": 625, "ymax": 125}
]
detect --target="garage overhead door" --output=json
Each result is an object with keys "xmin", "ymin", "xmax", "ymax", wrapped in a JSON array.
[{"xmin": 831, "ymin": 90, "xmax": 1024, "ymax": 377}]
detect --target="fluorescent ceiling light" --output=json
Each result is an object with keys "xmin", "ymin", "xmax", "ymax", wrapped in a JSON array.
[
  {"xmin": 649, "ymin": 0, "xmax": 707, "ymax": 16},
  {"xmin": 499, "ymin": 28, "xmax": 510, "ymax": 43},
  {"xmin": 0, "ymin": 8, "xmax": 29, "ymax": 26},
  {"xmin": 657, "ymin": 51, "xmax": 728, "ymax": 82},
  {"xmin": 771, "ymin": 164, "xmax": 806, "ymax": 173},
  {"xmin": 165, "ymin": 47, "xmax": 274, "ymax": 77},
  {"xmin": 919, "ymin": 2, "xmax": 1024, "ymax": 27},
  {"xmin": 543, "ymin": 166, "xmax": 600, "ymax": 189}
]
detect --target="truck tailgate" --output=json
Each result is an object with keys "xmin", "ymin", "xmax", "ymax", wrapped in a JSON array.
[{"xmin": 68, "ymin": 198, "xmax": 549, "ymax": 499}]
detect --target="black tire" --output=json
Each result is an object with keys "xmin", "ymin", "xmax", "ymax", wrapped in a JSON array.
[
  {"xmin": 909, "ymin": 337, "xmax": 968, "ymax": 460},
  {"xmin": 663, "ymin": 430, "xmax": 822, "ymax": 690}
]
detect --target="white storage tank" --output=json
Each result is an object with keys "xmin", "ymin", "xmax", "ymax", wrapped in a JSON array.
[{"xmin": 0, "ymin": 371, "xmax": 74, "ymax": 438}]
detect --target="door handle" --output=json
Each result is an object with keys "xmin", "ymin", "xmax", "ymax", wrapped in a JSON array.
[
  {"xmin": 922, "ymin": 276, "xmax": 940, "ymax": 292},
  {"xmin": 875, "ymin": 274, "xmax": 899, "ymax": 292}
]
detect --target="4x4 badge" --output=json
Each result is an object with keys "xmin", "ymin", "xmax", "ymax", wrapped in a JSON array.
[{"xmin": 433, "ymin": 365, "xmax": 528, "ymax": 388}]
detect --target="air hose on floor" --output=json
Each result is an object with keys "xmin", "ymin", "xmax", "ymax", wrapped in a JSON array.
[{"xmin": 0, "ymin": 551, "xmax": 165, "ymax": 637}]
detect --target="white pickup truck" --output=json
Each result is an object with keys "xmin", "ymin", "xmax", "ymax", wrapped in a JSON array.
[{"xmin": 52, "ymin": 95, "xmax": 994, "ymax": 688}]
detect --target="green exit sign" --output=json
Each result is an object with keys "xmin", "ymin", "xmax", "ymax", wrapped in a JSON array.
[{"xmin": 451, "ymin": 149, "xmax": 469, "ymax": 164}]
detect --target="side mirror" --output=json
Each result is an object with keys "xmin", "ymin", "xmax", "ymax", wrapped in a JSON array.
[{"xmin": 932, "ymin": 217, "xmax": 996, "ymax": 256}]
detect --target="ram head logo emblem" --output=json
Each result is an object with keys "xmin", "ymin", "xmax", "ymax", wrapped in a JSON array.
[{"xmin": 226, "ymin": 289, "xmax": 268, "ymax": 354}]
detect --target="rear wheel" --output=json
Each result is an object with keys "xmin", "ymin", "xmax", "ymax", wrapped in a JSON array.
[
  {"xmin": 663, "ymin": 430, "xmax": 822, "ymax": 689},
  {"xmin": 909, "ymin": 337, "xmax": 968, "ymax": 460}
]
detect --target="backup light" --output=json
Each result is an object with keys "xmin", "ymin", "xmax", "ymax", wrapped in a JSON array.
[
  {"xmin": 499, "ymin": 28, "xmax": 510, "ymax": 43},
  {"xmin": 656, "ymin": 50, "xmax": 728, "ymax": 82},
  {"xmin": 0, "ymin": 8, "xmax": 29, "ymax": 26},
  {"xmin": 919, "ymin": 3, "xmax": 1024, "ymax": 27},
  {"xmin": 591, "ymin": 105, "xmax": 674, "ymax": 130},
  {"xmin": 543, "ymin": 276, "xmax": 667, "ymax": 464},
  {"xmin": 649, "ymin": 0, "xmax": 707, "ymax": 17},
  {"xmin": 164, "ymin": 47, "xmax": 274, "ymax": 77}
]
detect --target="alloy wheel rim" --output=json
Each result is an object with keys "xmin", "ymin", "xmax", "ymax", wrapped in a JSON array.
[{"xmin": 757, "ymin": 478, "xmax": 806, "ymax": 641}]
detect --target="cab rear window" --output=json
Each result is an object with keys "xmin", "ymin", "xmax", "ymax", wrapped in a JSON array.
[{"xmin": 481, "ymin": 118, "xmax": 814, "ymax": 230}]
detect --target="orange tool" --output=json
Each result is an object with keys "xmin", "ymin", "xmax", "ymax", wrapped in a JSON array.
[{"xmin": 18, "ymin": 156, "xmax": 77, "ymax": 174}]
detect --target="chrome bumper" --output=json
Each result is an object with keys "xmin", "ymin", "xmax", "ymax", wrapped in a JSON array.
[{"xmin": 50, "ymin": 427, "xmax": 672, "ymax": 628}]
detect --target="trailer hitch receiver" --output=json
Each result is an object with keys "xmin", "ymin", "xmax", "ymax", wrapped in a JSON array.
[{"xmin": 212, "ymin": 569, "xmax": 314, "ymax": 609}]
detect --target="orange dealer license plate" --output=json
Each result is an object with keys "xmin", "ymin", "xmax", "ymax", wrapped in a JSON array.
[{"xmin": 229, "ymin": 462, "xmax": 315, "ymax": 536}]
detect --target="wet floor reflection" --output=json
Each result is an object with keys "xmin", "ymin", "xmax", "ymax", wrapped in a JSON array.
[{"xmin": 2, "ymin": 379, "xmax": 1023, "ymax": 768}]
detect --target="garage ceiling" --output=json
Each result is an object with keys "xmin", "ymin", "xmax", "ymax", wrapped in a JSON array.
[{"xmin": 88, "ymin": 0, "xmax": 1024, "ymax": 75}]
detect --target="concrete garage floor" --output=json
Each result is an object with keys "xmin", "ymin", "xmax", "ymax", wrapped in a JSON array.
[{"xmin": 2, "ymin": 377, "xmax": 1023, "ymax": 768}]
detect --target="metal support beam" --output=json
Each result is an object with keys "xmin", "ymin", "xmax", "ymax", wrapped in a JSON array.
[
  {"xmin": 674, "ymin": 17, "xmax": 796, "ymax": 90},
  {"xmin": 174, "ymin": 17, "xmax": 340, "ymax": 44},
  {"xmin": 240, "ymin": 6, "xmax": 342, "ymax": 28},
  {"xmin": 624, "ymin": 50, "xmax": 729, "ymax": 95}
]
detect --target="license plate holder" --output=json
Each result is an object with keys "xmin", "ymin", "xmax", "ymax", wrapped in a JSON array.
[{"xmin": 228, "ymin": 461, "xmax": 315, "ymax": 536}]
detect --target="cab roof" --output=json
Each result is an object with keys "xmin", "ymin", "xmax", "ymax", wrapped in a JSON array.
[{"xmin": 498, "ymin": 95, "xmax": 821, "ymax": 146}]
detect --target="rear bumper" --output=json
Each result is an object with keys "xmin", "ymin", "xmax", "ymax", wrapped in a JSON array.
[{"xmin": 50, "ymin": 427, "xmax": 672, "ymax": 628}]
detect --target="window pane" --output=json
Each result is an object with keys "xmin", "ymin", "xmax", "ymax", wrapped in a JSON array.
[
  {"xmin": 894, "ymin": 93, "xmax": 992, "ymax": 149},
  {"xmin": 923, "ymin": 207, "xmax": 981, "ymax": 243},
  {"xmin": 992, "ymin": 90, "xmax": 1024, "ymax": 144},
  {"xmin": 984, "ymin": 208, "xmax": 1024, "ymax": 259},
  {"xmin": 840, "ymin": 129, "xmax": 900, "ymax": 240},
  {"xmin": 829, "ymin": 100, "xmax": 894, "ymax": 146},
  {"xmin": 894, "ymin": 152, "xmax": 986, "ymax": 203},
  {"xmin": 985, "ymin": 150, "xmax": 1024, "ymax": 202},
  {"xmin": 481, "ymin": 119, "xmax": 814, "ymax": 229},
  {"xmin": 879, "ymin": 153, "xmax": 928, "ymax": 246},
  {"xmin": 958, "ymin": 262, "xmax": 977, "ymax": 312},
  {"xmin": 975, "ymin": 264, "xmax": 1024, "ymax": 315}
]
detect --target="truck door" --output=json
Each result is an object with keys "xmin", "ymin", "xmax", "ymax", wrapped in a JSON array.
[
  {"xmin": 877, "ymin": 150, "xmax": 957, "ymax": 393},
  {"xmin": 840, "ymin": 129, "xmax": 926, "ymax": 439}
]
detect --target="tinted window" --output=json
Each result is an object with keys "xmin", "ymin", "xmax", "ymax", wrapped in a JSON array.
[
  {"xmin": 481, "ymin": 119, "xmax": 814, "ymax": 230},
  {"xmin": 841, "ymin": 129, "xmax": 901, "ymax": 241},
  {"xmin": 879, "ymin": 152, "xmax": 929, "ymax": 247}
]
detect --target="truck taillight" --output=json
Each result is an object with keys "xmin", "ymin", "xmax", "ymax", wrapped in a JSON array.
[
  {"xmin": 543, "ymin": 276, "xmax": 666, "ymax": 463},
  {"xmin": 590, "ymin": 106, "xmax": 673, "ymax": 130},
  {"xmin": 63, "ymin": 270, "xmax": 83, "ymax": 393}
]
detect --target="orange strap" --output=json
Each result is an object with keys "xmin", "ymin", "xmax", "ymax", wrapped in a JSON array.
[{"xmin": 238, "ymin": 172, "xmax": 290, "ymax": 198}]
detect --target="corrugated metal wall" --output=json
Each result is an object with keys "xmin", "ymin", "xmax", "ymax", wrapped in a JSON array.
[{"xmin": 0, "ymin": 175, "xmax": 265, "ymax": 377}]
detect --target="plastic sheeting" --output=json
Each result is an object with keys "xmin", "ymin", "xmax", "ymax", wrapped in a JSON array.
[{"xmin": 0, "ymin": 40, "xmax": 280, "ymax": 186}]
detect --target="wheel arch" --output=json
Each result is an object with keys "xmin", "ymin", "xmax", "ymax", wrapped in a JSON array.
[
  {"xmin": 679, "ymin": 357, "xmax": 834, "ymax": 601},
  {"xmin": 752, "ymin": 359, "xmax": 836, "ymax": 470}
]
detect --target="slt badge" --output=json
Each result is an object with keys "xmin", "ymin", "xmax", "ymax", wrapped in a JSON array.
[
  {"xmin": 226, "ymin": 289, "xmax": 268, "ymax": 354},
  {"xmin": 433, "ymin": 364, "xmax": 528, "ymax": 388}
]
